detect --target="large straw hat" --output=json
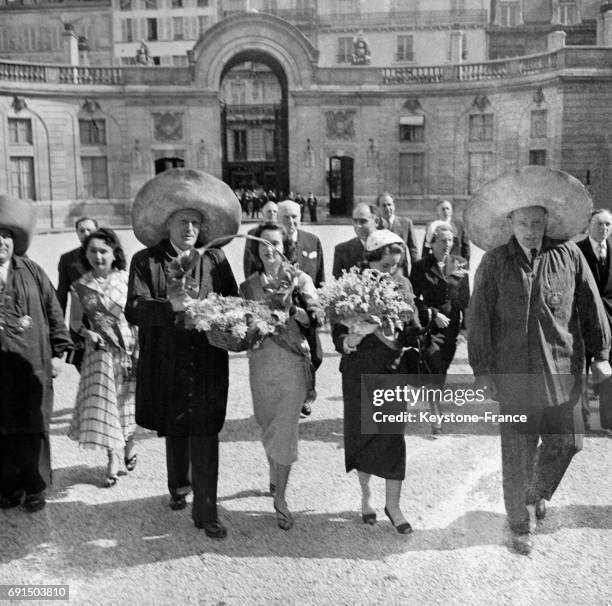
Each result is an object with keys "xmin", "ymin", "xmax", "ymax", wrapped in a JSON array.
[
  {"xmin": 464, "ymin": 166, "xmax": 592, "ymax": 251},
  {"xmin": 131, "ymin": 168, "xmax": 241, "ymax": 247},
  {"xmin": 0, "ymin": 195, "xmax": 37, "ymax": 256}
]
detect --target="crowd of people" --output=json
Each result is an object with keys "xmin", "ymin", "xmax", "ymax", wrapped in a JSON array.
[
  {"xmin": 235, "ymin": 187, "xmax": 319, "ymax": 223},
  {"xmin": 1, "ymin": 165, "xmax": 611, "ymax": 556}
]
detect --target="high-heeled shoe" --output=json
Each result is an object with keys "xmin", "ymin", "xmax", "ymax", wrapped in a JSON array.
[
  {"xmin": 384, "ymin": 507, "xmax": 413, "ymax": 534},
  {"xmin": 274, "ymin": 504, "xmax": 294, "ymax": 531}
]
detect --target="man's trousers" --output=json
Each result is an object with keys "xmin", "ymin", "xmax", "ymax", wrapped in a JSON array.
[
  {"xmin": 499, "ymin": 402, "xmax": 583, "ymax": 534},
  {"xmin": 165, "ymin": 434, "xmax": 219, "ymax": 524}
]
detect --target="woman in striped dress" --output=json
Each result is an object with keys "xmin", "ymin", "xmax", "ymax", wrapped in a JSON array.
[{"xmin": 68, "ymin": 228, "xmax": 138, "ymax": 487}]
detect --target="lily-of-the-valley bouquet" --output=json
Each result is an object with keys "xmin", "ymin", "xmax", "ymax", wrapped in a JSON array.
[
  {"xmin": 184, "ymin": 293, "xmax": 289, "ymax": 352},
  {"xmin": 317, "ymin": 267, "xmax": 415, "ymax": 337}
]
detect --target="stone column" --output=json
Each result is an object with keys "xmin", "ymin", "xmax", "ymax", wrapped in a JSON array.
[
  {"xmin": 450, "ymin": 30, "xmax": 464, "ymax": 64},
  {"xmin": 62, "ymin": 25, "xmax": 79, "ymax": 65},
  {"xmin": 600, "ymin": 2, "xmax": 612, "ymax": 46}
]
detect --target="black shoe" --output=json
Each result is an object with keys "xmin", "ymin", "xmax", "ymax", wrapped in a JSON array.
[
  {"xmin": 300, "ymin": 403, "xmax": 312, "ymax": 417},
  {"xmin": 511, "ymin": 532, "xmax": 533, "ymax": 555},
  {"xmin": 169, "ymin": 495, "xmax": 187, "ymax": 511},
  {"xmin": 384, "ymin": 507, "xmax": 413, "ymax": 534},
  {"xmin": 0, "ymin": 490, "xmax": 24, "ymax": 509},
  {"xmin": 362, "ymin": 512, "xmax": 377, "ymax": 525},
  {"xmin": 23, "ymin": 492, "xmax": 46, "ymax": 513},
  {"xmin": 194, "ymin": 520, "xmax": 227, "ymax": 539},
  {"xmin": 535, "ymin": 499, "xmax": 546, "ymax": 520}
]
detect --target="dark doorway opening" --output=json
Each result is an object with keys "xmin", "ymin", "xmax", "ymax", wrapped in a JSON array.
[
  {"xmin": 327, "ymin": 156, "xmax": 354, "ymax": 216},
  {"xmin": 155, "ymin": 157, "xmax": 185, "ymax": 174},
  {"xmin": 220, "ymin": 50, "xmax": 289, "ymax": 198}
]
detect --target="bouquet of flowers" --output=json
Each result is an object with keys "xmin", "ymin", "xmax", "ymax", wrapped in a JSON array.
[
  {"xmin": 317, "ymin": 267, "xmax": 415, "ymax": 336},
  {"xmin": 184, "ymin": 293, "xmax": 288, "ymax": 352},
  {"xmin": 165, "ymin": 250, "xmax": 200, "ymax": 300}
]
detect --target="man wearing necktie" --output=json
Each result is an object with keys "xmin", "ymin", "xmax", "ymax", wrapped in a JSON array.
[
  {"xmin": 577, "ymin": 209, "xmax": 612, "ymax": 432},
  {"xmin": 467, "ymin": 167, "xmax": 612, "ymax": 555},
  {"xmin": 332, "ymin": 203, "xmax": 378, "ymax": 278}
]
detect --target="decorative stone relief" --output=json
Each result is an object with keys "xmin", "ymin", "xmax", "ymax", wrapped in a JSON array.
[
  {"xmin": 472, "ymin": 95, "xmax": 490, "ymax": 112},
  {"xmin": 403, "ymin": 97, "xmax": 422, "ymax": 113},
  {"xmin": 533, "ymin": 87, "xmax": 545, "ymax": 105},
  {"xmin": 325, "ymin": 110, "xmax": 356, "ymax": 141},
  {"xmin": 153, "ymin": 112, "xmax": 183, "ymax": 142}
]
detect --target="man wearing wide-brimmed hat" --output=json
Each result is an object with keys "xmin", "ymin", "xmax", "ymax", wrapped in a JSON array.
[
  {"xmin": 466, "ymin": 166, "xmax": 612, "ymax": 555},
  {"xmin": 126, "ymin": 169, "xmax": 240, "ymax": 539},
  {"xmin": 0, "ymin": 195, "xmax": 72, "ymax": 513}
]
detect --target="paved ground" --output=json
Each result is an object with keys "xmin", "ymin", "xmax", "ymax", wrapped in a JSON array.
[{"xmin": 1, "ymin": 226, "xmax": 611, "ymax": 606}]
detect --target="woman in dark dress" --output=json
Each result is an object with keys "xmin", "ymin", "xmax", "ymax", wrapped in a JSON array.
[{"xmin": 333, "ymin": 229, "xmax": 424, "ymax": 534}]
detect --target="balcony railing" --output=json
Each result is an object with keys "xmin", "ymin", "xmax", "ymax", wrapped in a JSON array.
[{"xmin": 318, "ymin": 9, "xmax": 488, "ymax": 28}]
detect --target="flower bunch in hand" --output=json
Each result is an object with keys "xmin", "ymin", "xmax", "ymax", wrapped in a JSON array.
[
  {"xmin": 317, "ymin": 267, "xmax": 415, "ymax": 335},
  {"xmin": 184, "ymin": 293, "xmax": 288, "ymax": 347}
]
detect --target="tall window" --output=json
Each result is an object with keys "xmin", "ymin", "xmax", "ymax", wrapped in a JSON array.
[
  {"xmin": 399, "ymin": 153, "xmax": 425, "ymax": 195},
  {"xmin": 556, "ymin": 3, "xmax": 577, "ymax": 25},
  {"xmin": 469, "ymin": 114, "xmax": 493, "ymax": 141},
  {"xmin": 79, "ymin": 119, "xmax": 106, "ymax": 145},
  {"xmin": 230, "ymin": 82, "xmax": 246, "ymax": 104},
  {"xmin": 10, "ymin": 157, "xmax": 35, "ymax": 200},
  {"xmin": 498, "ymin": 2, "xmax": 520, "ymax": 27},
  {"xmin": 399, "ymin": 121, "xmax": 424, "ymax": 142},
  {"xmin": 530, "ymin": 110, "xmax": 547, "ymax": 139},
  {"xmin": 147, "ymin": 18, "xmax": 158, "ymax": 41},
  {"xmin": 264, "ymin": 129, "xmax": 275, "ymax": 160},
  {"xmin": 529, "ymin": 150, "xmax": 547, "ymax": 166},
  {"xmin": 8, "ymin": 118, "xmax": 32, "ymax": 144},
  {"xmin": 337, "ymin": 37, "xmax": 352, "ymax": 63},
  {"xmin": 173, "ymin": 17, "xmax": 184, "ymax": 39},
  {"xmin": 233, "ymin": 130, "xmax": 247, "ymax": 161},
  {"xmin": 171, "ymin": 0, "xmax": 183, "ymax": 6},
  {"xmin": 144, "ymin": 0, "xmax": 157, "ymax": 8},
  {"xmin": 121, "ymin": 19, "xmax": 134, "ymax": 42},
  {"xmin": 396, "ymin": 35, "xmax": 414, "ymax": 61},
  {"xmin": 198, "ymin": 15, "xmax": 210, "ymax": 34},
  {"xmin": 81, "ymin": 157, "xmax": 109, "ymax": 198},
  {"xmin": 119, "ymin": 0, "xmax": 131, "ymax": 10},
  {"xmin": 468, "ymin": 152, "xmax": 494, "ymax": 194}
]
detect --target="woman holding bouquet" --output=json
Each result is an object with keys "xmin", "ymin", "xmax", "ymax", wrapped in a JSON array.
[
  {"xmin": 68, "ymin": 228, "xmax": 138, "ymax": 487},
  {"xmin": 332, "ymin": 229, "xmax": 424, "ymax": 534},
  {"xmin": 240, "ymin": 223, "xmax": 320, "ymax": 530}
]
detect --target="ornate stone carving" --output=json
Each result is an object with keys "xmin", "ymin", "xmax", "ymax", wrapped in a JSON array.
[
  {"xmin": 351, "ymin": 31, "xmax": 371, "ymax": 65},
  {"xmin": 153, "ymin": 112, "xmax": 183, "ymax": 142},
  {"xmin": 533, "ymin": 87, "xmax": 545, "ymax": 105},
  {"xmin": 325, "ymin": 110, "xmax": 356, "ymax": 141},
  {"xmin": 82, "ymin": 98, "xmax": 102, "ymax": 114},
  {"xmin": 472, "ymin": 94, "xmax": 491, "ymax": 112},
  {"xmin": 403, "ymin": 97, "xmax": 422, "ymax": 112}
]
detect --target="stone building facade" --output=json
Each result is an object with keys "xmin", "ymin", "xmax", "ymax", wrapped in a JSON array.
[{"xmin": 1, "ymin": 8, "xmax": 612, "ymax": 228}]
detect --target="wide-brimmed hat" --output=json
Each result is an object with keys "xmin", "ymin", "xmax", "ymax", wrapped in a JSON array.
[
  {"xmin": 0, "ymin": 195, "xmax": 37, "ymax": 256},
  {"xmin": 464, "ymin": 166, "xmax": 592, "ymax": 251},
  {"xmin": 366, "ymin": 229, "xmax": 404, "ymax": 252},
  {"xmin": 131, "ymin": 168, "xmax": 241, "ymax": 247}
]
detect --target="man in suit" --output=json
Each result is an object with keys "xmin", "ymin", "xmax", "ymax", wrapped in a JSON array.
[
  {"xmin": 278, "ymin": 200, "xmax": 325, "ymax": 288},
  {"xmin": 277, "ymin": 199, "xmax": 324, "ymax": 417},
  {"xmin": 332, "ymin": 203, "xmax": 377, "ymax": 278},
  {"xmin": 422, "ymin": 200, "xmax": 470, "ymax": 266},
  {"xmin": 577, "ymin": 209, "xmax": 612, "ymax": 432},
  {"xmin": 376, "ymin": 192, "xmax": 419, "ymax": 275},
  {"xmin": 243, "ymin": 201, "xmax": 278, "ymax": 279},
  {"xmin": 56, "ymin": 216, "xmax": 98, "ymax": 371}
]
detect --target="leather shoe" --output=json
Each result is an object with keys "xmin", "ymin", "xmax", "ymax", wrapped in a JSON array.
[
  {"xmin": 535, "ymin": 499, "xmax": 546, "ymax": 520},
  {"xmin": 0, "ymin": 490, "xmax": 24, "ymax": 509},
  {"xmin": 23, "ymin": 492, "xmax": 46, "ymax": 513},
  {"xmin": 300, "ymin": 403, "xmax": 312, "ymax": 417},
  {"xmin": 169, "ymin": 495, "xmax": 187, "ymax": 511},
  {"xmin": 511, "ymin": 532, "xmax": 533, "ymax": 555},
  {"xmin": 194, "ymin": 520, "xmax": 227, "ymax": 539}
]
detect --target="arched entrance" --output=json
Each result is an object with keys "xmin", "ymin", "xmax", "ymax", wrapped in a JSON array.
[{"xmin": 219, "ymin": 50, "xmax": 289, "ymax": 197}]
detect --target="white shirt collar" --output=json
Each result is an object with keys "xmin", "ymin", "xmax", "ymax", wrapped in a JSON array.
[
  {"xmin": 589, "ymin": 236, "xmax": 607, "ymax": 255},
  {"xmin": 169, "ymin": 241, "xmax": 194, "ymax": 257},
  {"xmin": 517, "ymin": 241, "xmax": 540, "ymax": 261}
]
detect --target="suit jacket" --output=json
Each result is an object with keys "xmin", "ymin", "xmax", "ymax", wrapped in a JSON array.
[
  {"xmin": 422, "ymin": 219, "xmax": 471, "ymax": 266},
  {"xmin": 287, "ymin": 229, "xmax": 325, "ymax": 288},
  {"xmin": 577, "ymin": 236, "xmax": 612, "ymax": 324},
  {"xmin": 57, "ymin": 246, "xmax": 88, "ymax": 314},
  {"xmin": 243, "ymin": 226, "xmax": 259, "ymax": 279},
  {"xmin": 332, "ymin": 237, "xmax": 366, "ymax": 279}
]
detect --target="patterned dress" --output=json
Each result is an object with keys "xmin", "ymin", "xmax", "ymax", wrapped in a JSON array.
[{"xmin": 68, "ymin": 270, "xmax": 137, "ymax": 453}]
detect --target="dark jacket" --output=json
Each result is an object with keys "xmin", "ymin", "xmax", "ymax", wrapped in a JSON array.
[
  {"xmin": 56, "ymin": 246, "xmax": 88, "ymax": 314},
  {"xmin": 332, "ymin": 237, "xmax": 366, "ymax": 279},
  {"xmin": 576, "ymin": 236, "xmax": 612, "ymax": 325},
  {"xmin": 1, "ymin": 256, "xmax": 72, "ymax": 435},
  {"xmin": 287, "ymin": 229, "xmax": 325, "ymax": 288},
  {"xmin": 125, "ymin": 240, "xmax": 238, "ymax": 437}
]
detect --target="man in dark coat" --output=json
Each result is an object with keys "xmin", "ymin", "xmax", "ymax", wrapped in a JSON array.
[
  {"xmin": 307, "ymin": 192, "xmax": 318, "ymax": 223},
  {"xmin": 0, "ymin": 196, "xmax": 72, "ymax": 513},
  {"xmin": 466, "ymin": 167, "xmax": 611, "ymax": 555},
  {"xmin": 332, "ymin": 203, "xmax": 377, "ymax": 278},
  {"xmin": 126, "ymin": 169, "xmax": 240, "ymax": 539},
  {"xmin": 376, "ymin": 192, "xmax": 419, "ymax": 275},
  {"xmin": 56, "ymin": 216, "xmax": 98, "ymax": 370},
  {"xmin": 576, "ymin": 209, "xmax": 612, "ymax": 431}
]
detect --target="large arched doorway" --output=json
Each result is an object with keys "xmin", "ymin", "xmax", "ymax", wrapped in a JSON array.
[{"xmin": 219, "ymin": 50, "xmax": 289, "ymax": 198}]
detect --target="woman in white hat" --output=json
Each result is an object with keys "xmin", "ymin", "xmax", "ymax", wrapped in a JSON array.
[{"xmin": 332, "ymin": 229, "xmax": 425, "ymax": 534}]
